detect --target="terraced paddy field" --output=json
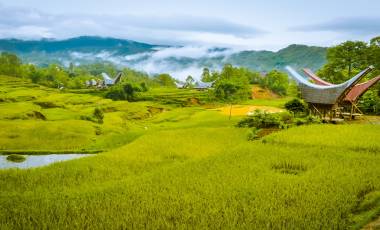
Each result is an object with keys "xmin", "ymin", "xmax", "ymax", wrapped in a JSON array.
[{"xmin": 0, "ymin": 75, "xmax": 380, "ymax": 229}]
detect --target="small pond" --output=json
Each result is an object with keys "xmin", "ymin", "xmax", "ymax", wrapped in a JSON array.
[{"xmin": 0, "ymin": 154, "xmax": 91, "ymax": 169}]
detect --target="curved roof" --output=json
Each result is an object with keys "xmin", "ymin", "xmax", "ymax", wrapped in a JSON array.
[
  {"xmin": 101, "ymin": 73, "xmax": 114, "ymax": 85},
  {"xmin": 302, "ymin": 68, "xmax": 380, "ymax": 103},
  {"xmin": 101, "ymin": 72, "xmax": 123, "ymax": 85},
  {"xmin": 286, "ymin": 66, "xmax": 374, "ymax": 105}
]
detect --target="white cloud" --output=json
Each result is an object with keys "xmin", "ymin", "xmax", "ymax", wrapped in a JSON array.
[
  {"xmin": 291, "ymin": 17, "xmax": 380, "ymax": 36},
  {"xmin": 0, "ymin": 4, "xmax": 264, "ymax": 47},
  {"xmin": 67, "ymin": 46, "xmax": 233, "ymax": 80}
]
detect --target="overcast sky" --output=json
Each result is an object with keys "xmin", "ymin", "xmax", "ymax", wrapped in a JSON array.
[{"xmin": 0, "ymin": 0, "xmax": 379, "ymax": 50}]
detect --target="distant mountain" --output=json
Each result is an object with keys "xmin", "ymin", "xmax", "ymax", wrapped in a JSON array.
[
  {"xmin": 228, "ymin": 45, "xmax": 327, "ymax": 71},
  {"xmin": 0, "ymin": 36, "xmax": 327, "ymax": 79},
  {"xmin": 0, "ymin": 36, "xmax": 159, "ymax": 54}
]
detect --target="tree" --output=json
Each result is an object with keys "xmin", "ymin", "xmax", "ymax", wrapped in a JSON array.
[
  {"xmin": 0, "ymin": 52, "xmax": 22, "ymax": 77},
  {"xmin": 185, "ymin": 75, "xmax": 195, "ymax": 88},
  {"xmin": 261, "ymin": 70, "xmax": 289, "ymax": 96},
  {"xmin": 369, "ymin": 37, "xmax": 380, "ymax": 75},
  {"xmin": 154, "ymin": 74, "xmax": 176, "ymax": 87},
  {"xmin": 246, "ymin": 70, "xmax": 262, "ymax": 84},
  {"xmin": 201, "ymin": 68, "xmax": 213, "ymax": 82},
  {"xmin": 213, "ymin": 64, "xmax": 251, "ymax": 119},
  {"xmin": 370, "ymin": 36, "xmax": 380, "ymax": 47},
  {"xmin": 318, "ymin": 41, "xmax": 369, "ymax": 83}
]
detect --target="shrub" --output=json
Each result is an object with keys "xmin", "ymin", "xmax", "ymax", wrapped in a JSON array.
[
  {"xmin": 285, "ymin": 98, "xmax": 308, "ymax": 114},
  {"xmin": 94, "ymin": 126, "xmax": 102, "ymax": 135},
  {"xmin": 237, "ymin": 110, "xmax": 320, "ymax": 130},
  {"xmin": 93, "ymin": 108, "xmax": 104, "ymax": 124},
  {"xmin": 105, "ymin": 83, "xmax": 144, "ymax": 101},
  {"xmin": 247, "ymin": 127, "xmax": 262, "ymax": 141},
  {"xmin": 237, "ymin": 110, "xmax": 292, "ymax": 129},
  {"xmin": 80, "ymin": 115, "xmax": 96, "ymax": 122},
  {"xmin": 105, "ymin": 85, "xmax": 127, "ymax": 100},
  {"xmin": 293, "ymin": 115, "xmax": 321, "ymax": 126}
]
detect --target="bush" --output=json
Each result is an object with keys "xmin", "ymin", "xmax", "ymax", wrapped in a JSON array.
[
  {"xmin": 93, "ymin": 108, "xmax": 104, "ymax": 124},
  {"xmin": 293, "ymin": 115, "xmax": 321, "ymax": 126},
  {"xmin": 237, "ymin": 110, "xmax": 321, "ymax": 131},
  {"xmin": 105, "ymin": 85, "xmax": 126, "ymax": 100},
  {"xmin": 285, "ymin": 98, "xmax": 308, "ymax": 114},
  {"xmin": 247, "ymin": 127, "xmax": 262, "ymax": 141},
  {"xmin": 105, "ymin": 83, "xmax": 144, "ymax": 101},
  {"xmin": 237, "ymin": 110, "xmax": 292, "ymax": 129}
]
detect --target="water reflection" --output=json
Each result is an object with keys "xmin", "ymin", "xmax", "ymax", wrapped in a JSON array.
[{"xmin": 0, "ymin": 154, "xmax": 91, "ymax": 169}]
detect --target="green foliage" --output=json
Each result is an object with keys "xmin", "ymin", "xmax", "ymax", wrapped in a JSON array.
[
  {"xmin": 246, "ymin": 127, "xmax": 261, "ymax": 141},
  {"xmin": 317, "ymin": 40, "xmax": 375, "ymax": 83},
  {"xmin": 247, "ymin": 71, "xmax": 262, "ymax": 84},
  {"xmin": 0, "ymin": 52, "xmax": 23, "ymax": 77},
  {"xmin": 260, "ymin": 70, "xmax": 289, "ymax": 96},
  {"xmin": 358, "ymin": 90, "xmax": 380, "ymax": 115},
  {"xmin": 105, "ymin": 83, "xmax": 144, "ymax": 101},
  {"xmin": 93, "ymin": 108, "xmax": 104, "ymax": 124},
  {"xmin": 228, "ymin": 44, "xmax": 327, "ymax": 71},
  {"xmin": 293, "ymin": 115, "xmax": 321, "ymax": 126},
  {"xmin": 285, "ymin": 98, "xmax": 308, "ymax": 114},
  {"xmin": 237, "ymin": 110, "xmax": 291, "ymax": 129},
  {"xmin": 185, "ymin": 75, "xmax": 195, "ymax": 88},
  {"xmin": 154, "ymin": 73, "xmax": 176, "ymax": 87},
  {"xmin": 201, "ymin": 68, "xmax": 213, "ymax": 82},
  {"xmin": 327, "ymin": 41, "xmax": 369, "ymax": 76},
  {"xmin": 212, "ymin": 64, "xmax": 251, "ymax": 102},
  {"xmin": 237, "ymin": 108, "xmax": 320, "ymax": 130}
]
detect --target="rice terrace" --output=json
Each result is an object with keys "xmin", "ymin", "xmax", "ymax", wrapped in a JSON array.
[{"xmin": 1, "ymin": 1, "xmax": 380, "ymax": 229}]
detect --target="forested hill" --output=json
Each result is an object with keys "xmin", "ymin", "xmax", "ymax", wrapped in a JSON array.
[
  {"xmin": 0, "ymin": 36, "xmax": 327, "ymax": 72},
  {"xmin": 227, "ymin": 44, "xmax": 327, "ymax": 71},
  {"xmin": 0, "ymin": 36, "xmax": 159, "ymax": 55}
]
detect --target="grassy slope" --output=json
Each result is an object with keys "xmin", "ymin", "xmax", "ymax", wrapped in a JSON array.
[
  {"xmin": 0, "ymin": 75, "xmax": 161, "ymax": 152},
  {"xmin": 1, "ymin": 75, "xmax": 380, "ymax": 229}
]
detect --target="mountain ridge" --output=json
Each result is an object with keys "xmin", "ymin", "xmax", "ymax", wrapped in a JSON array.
[{"xmin": 0, "ymin": 36, "xmax": 327, "ymax": 77}]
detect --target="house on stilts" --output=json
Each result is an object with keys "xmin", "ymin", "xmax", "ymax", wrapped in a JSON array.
[{"xmin": 286, "ymin": 65, "xmax": 376, "ymax": 121}]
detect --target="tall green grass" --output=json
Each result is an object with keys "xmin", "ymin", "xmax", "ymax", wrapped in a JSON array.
[{"xmin": 1, "ymin": 124, "xmax": 379, "ymax": 229}]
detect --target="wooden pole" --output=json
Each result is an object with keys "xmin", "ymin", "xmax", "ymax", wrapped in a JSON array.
[{"xmin": 229, "ymin": 103, "xmax": 232, "ymax": 120}]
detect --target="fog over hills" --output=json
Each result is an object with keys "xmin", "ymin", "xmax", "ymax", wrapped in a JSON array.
[{"xmin": 0, "ymin": 36, "xmax": 327, "ymax": 80}]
